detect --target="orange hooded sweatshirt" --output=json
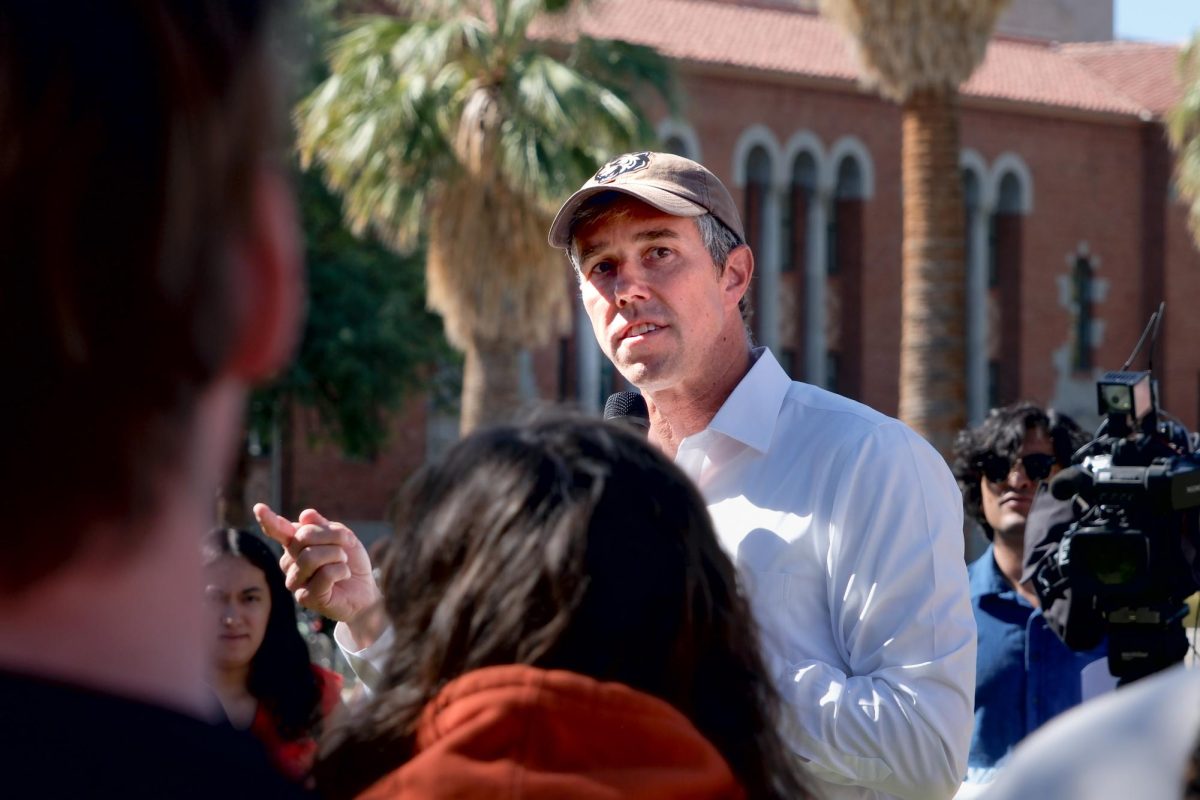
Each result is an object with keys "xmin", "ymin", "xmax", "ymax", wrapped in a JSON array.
[{"xmin": 357, "ymin": 664, "xmax": 744, "ymax": 800}]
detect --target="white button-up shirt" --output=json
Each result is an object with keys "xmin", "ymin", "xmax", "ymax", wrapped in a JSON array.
[
  {"xmin": 338, "ymin": 347, "xmax": 975, "ymax": 799},
  {"xmin": 676, "ymin": 348, "xmax": 975, "ymax": 800}
]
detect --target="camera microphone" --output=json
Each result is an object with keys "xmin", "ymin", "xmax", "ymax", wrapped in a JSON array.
[
  {"xmin": 1050, "ymin": 466, "xmax": 1092, "ymax": 501},
  {"xmin": 603, "ymin": 391, "xmax": 649, "ymax": 436}
]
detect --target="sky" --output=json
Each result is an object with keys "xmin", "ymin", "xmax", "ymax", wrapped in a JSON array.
[{"xmin": 1115, "ymin": 0, "xmax": 1200, "ymax": 44}]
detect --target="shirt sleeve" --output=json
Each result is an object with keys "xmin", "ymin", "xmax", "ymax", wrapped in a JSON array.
[
  {"xmin": 333, "ymin": 621, "xmax": 394, "ymax": 696},
  {"xmin": 782, "ymin": 423, "xmax": 977, "ymax": 800}
]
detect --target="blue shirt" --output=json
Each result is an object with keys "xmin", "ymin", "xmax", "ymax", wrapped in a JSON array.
[{"xmin": 966, "ymin": 544, "xmax": 1108, "ymax": 781}]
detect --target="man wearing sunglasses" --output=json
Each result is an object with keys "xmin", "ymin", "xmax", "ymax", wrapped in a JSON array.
[{"xmin": 950, "ymin": 403, "xmax": 1110, "ymax": 794}]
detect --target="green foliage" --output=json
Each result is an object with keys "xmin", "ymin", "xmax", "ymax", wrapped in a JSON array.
[
  {"xmin": 295, "ymin": 0, "xmax": 675, "ymax": 260},
  {"xmin": 1168, "ymin": 32, "xmax": 1200, "ymax": 248},
  {"xmin": 293, "ymin": 0, "xmax": 675, "ymax": 430},
  {"xmin": 250, "ymin": 167, "xmax": 451, "ymax": 458},
  {"xmin": 242, "ymin": 0, "xmax": 451, "ymax": 459},
  {"xmin": 819, "ymin": 0, "xmax": 1009, "ymax": 103}
]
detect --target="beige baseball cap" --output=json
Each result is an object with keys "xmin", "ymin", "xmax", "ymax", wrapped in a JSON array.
[{"xmin": 547, "ymin": 151, "xmax": 745, "ymax": 249}]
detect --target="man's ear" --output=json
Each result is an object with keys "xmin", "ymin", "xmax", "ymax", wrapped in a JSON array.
[
  {"xmin": 722, "ymin": 243, "xmax": 754, "ymax": 309},
  {"xmin": 224, "ymin": 167, "xmax": 305, "ymax": 382}
]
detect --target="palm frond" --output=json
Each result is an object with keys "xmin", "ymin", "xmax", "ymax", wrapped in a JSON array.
[
  {"xmin": 819, "ymin": 0, "xmax": 1010, "ymax": 102},
  {"xmin": 295, "ymin": 0, "xmax": 674, "ymax": 353},
  {"xmin": 497, "ymin": 0, "xmax": 536, "ymax": 43},
  {"xmin": 297, "ymin": 16, "xmax": 464, "ymax": 249},
  {"xmin": 508, "ymin": 51, "xmax": 652, "ymax": 155},
  {"xmin": 570, "ymin": 36, "xmax": 679, "ymax": 118},
  {"xmin": 1168, "ymin": 34, "xmax": 1200, "ymax": 245},
  {"xmin": 386, "ymin": 15, "xmax": 491, "ymax": 78}
]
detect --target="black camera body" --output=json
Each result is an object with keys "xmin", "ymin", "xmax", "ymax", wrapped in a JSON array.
[{"xmin": 1032, "ymin": 371, "xmax": 1200, "ymax": 684}]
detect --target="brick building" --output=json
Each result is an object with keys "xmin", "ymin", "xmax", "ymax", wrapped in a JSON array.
[{"xmin": 278, "ymin": 0, "xmax": 1200, "ymax": 538}]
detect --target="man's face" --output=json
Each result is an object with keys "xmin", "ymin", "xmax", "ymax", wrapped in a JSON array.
[
  {"xmin": 980, "ymin": 427, "xmax": 1056, "ymax": 541},
  {"xmin": 574, "ymin": 198, "xmax": 742, "ymax": 393}
]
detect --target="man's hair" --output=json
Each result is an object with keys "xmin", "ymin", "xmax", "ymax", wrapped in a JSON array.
[
  {"xmin": 315, "ymin": 413, "xmax": 813, "ymax": 800},
  {"xmin": 202, "ymin": 529, "xmax": 322, "ymax": 742},
  {"xmin": 951, "ymin": 402, "xmax": 1089, "ymax": 539},
  {"xmin": 566, "ymin": 191, "xmax": 752, "ymax": 324},
  {"xmin": 0, "ymin": 3, "xmax": 283, "ymax": 595}
]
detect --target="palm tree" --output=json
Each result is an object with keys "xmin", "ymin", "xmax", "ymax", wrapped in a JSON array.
[
  {"xmin": 296, "ymin": 0, "xmax": 672, "ymax": 433},
  {"xmin": 1168, "ymin": 32, "xmax": 1200, "ymax": 249},
  {"xmin": 820, "ymin": 0, "xmax": 1009, "ymax": 455}
]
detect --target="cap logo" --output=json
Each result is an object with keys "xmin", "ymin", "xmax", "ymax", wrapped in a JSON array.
[{"xmin": 593, "ymin": 152, "xmax": 650, "ymax": 184}]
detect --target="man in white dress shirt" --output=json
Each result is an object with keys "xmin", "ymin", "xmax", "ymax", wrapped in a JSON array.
[{"xmin": 258, "ymin": 152, "xmax": 976, "ymax": 800}]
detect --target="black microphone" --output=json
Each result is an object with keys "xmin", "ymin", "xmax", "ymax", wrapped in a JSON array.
[
  {"xmin": 1050, "ymin": 465, "xmax": 1093, "ymax": 501},
  {"xmin": 603, "ymin": 391, "xmax": 649, "ymax": 436}
]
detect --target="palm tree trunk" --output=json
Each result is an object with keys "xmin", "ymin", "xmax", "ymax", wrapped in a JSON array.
[
  {"xmin": 898, "ymin": 87, "xmax": 967, "ymax": 457},
  {"xmin": 460, "ymin": 336, "xmax": 523, "ymax": 434}
]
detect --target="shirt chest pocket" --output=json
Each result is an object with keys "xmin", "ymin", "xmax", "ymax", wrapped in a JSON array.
[{"xmin": 738, "ymin": 564, "xmax": 842, "ymax": 674}]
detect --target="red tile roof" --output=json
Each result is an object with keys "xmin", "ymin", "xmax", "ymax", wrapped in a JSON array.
[
  {"xmin": 1058, "ymin": 41, "xmax": 1185, "ymax": 116},
  {"xmin": 536, "ymin": 0, "xmax": 858, "ymax": 81},
  {"xmin": 533, "ymin": 0, "xmax": 1183, "ymax": 119},
  {"xmin": 964, "ymin": 38, "xmax": 1146, "ymax": 116}
]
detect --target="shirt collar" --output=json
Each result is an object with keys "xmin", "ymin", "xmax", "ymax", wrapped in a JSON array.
[
  {"xmin": 969, "ymin": 544, "xmax": 1010, "ymax": 599},
  {"xmin": 705, "ymin": 347, "xmax": 790, "ymax": 454}
]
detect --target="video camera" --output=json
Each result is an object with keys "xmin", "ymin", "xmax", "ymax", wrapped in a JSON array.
[{"xmin": 1031, "ymin": 307, "xmax": 1200, "ymax": 684}]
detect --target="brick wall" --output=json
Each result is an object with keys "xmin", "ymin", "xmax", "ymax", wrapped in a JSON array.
[
  {"xmin": 285, "ymin": 48, "xmax": 1200, "ymax": 522},
  {"xmin": 285, "ymin": 395, "xmax": 431, "ymax": 524},
  {"xmin": 661, "ymin": 64, "xmax": 1196, "ymax": 429}
]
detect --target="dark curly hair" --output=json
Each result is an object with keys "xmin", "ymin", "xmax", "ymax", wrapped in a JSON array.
[
  {"xmin": 951, "ymin": 402, "xmax": 1090, "ymax": 539},
  {"xmin": 314, "ymin": 413, "xmax": 813, "ymax": 800},
  {"xmin": 203, "ymin": 528, "xmax": 321, "ymax": 741}
]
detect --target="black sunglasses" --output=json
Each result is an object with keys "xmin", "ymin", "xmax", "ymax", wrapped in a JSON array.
[{"xmin": 977, "ymin": 452, "xmax": 1056, "ymax": 483}]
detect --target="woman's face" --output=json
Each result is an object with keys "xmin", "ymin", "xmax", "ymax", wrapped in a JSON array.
[{"xmin": 205, "ymin": 555, "xmax": 271, "ymax": 671}]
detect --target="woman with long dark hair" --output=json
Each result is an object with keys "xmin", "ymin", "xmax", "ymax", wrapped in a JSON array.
[
  {"xmin": 203, "ymin": 528, "xmax": 342, "ymax": 784},
  {"xmin": 314, "ymin": 414, "xmax": 813, "ymax": 799}
]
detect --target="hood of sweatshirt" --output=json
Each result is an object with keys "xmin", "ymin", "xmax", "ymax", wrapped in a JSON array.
[{"xmin": 357, "ymin": 664, "xmax": 743, "ymax": 800}]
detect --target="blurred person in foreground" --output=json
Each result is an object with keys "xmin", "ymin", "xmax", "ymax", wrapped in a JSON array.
[
  {"xmin": 204, "ymin": 529, "xmax": 343, "ymax": 785},
  {"xmin": 977, "ymin": 660, "xmax": 1200, "ymax": 800},
  {"xmin": 950, "ymin": 403, "xmax": 1111, "ymax": 794},
  {"xmin": 259, "ymin": 152, "xmax": 976, "ymax": 800},
  {"xmin": 0, "ymin": 2, "xmax": 307, "ymax": 796},
  {"xmin": 309, "ymin": 414, "xmax": 813, "ymax": 799}
]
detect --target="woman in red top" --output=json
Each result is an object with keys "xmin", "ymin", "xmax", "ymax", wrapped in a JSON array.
[
  {"xmin": 314, "ymin": 414, "xmax": 815, "ymax": 799},
  {"xmin": 203, "ymin": 528, "xmax": 342, "ymax": 784}
]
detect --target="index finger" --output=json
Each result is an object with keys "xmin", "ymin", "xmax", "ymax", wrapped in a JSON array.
[{"xmin": 253, "ymin": 502, "xmax": 297, "ymax": 548}]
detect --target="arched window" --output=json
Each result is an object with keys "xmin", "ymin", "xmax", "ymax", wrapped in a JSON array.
[
  {"xmin": 997, "ymin": 172, "xmax": 1023, "ymax": 211},
  {"xmin": 662, "ymin": 134, "xmax": 689, "ymax": 157},
  {"xmin": 744, "ymin": 146, "xmax": 773, "ymax": 344},
  {"xmin": 962, "ymin": 167, "xmax": 988, "ymax": 424},
  {"xmin": 744, "ymin": 146, "xmax": 772, "ymax": 259},
  {"xmin": 783, "ymin": 153, "xmax": 816, "ymax": 273},
  {"xmin": 963, "ymin": 170, "xmax": 981, "ymax": 271},
  {"xmin": 656, "ymin": 120, "xmax": 701, "ymax": 162},
  {"xmin": 826, "ymin": 155, "xmax": 865, "ymax": 398},
  {"xmin": 828, "ymin": 158, "xmax": 862, "ymax": 272},
  {"xmin": 990, "ymin": 171, "xmax": 1026, "ymax": 405},
  {"xmin": 779, "ymin": 152, "xmax": 817, "ymax": 377}
]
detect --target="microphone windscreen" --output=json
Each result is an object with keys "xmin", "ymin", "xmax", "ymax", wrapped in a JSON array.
[{"xmin": 603, "ymin": 391, "xmax": 649, "ymax": 432}]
